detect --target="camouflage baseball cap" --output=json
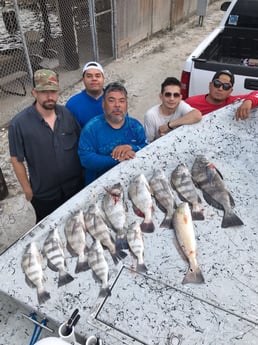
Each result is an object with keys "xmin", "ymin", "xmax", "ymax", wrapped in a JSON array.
[{"xmin": 34, "ymin": 69, "xmax": 59, "ymax": 91}]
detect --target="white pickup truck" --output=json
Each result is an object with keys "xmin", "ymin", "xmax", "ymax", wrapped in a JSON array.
[{"xmin": 181, "ymin": 0, "xmax": 258, "ymax": 99}]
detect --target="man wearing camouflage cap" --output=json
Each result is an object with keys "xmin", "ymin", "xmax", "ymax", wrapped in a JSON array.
[{"xmin": 8, "ymin": 69, "xmax": 84, "ymax": 223}]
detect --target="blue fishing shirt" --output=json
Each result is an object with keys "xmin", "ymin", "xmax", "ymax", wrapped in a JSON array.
[
  {"xmin": 78, "ymin": 113, "xmax": 148, "ymax": 185},
  {"xmin": 66, "ymin": 90, "xmax": 103, "ymax": 128}
]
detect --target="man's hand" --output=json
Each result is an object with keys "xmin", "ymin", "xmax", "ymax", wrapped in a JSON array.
[
  {"xmin": 111, "ymin": 144, "xmax": 134, "ymax": 161},
  {"xmin": 236, "ymin": 100, "xmax": 252, "ymax": 121},
  {"xmin": 158, "ymin": 123, "xmax": 171, "ymax": 137},
  {"xmin": 23, "ymin": 185, "xmax": 33, "ymax": 201}
]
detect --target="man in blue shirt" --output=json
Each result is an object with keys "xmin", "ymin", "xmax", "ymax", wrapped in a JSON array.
[
  {"xmin": 78, "ymin": 82, "xmax": 148, "ymax": 185},
  {"xmin": 66, "ymin": 61, "xmax": 105, "ymax": 128}
]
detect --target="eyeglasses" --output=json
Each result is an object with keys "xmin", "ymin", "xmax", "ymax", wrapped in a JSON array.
[
  {"xmin": 212, "ymin": 79, "xmax": 232, "ymax": 91},
  {"xmin": 164, "ymin": 92, "xmax": 181, "ymax": 98}
]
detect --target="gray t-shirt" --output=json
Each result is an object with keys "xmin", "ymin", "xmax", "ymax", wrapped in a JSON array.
[{"xmin": 144, "ymin": 101, "xmax": 194, "ymax": 142}]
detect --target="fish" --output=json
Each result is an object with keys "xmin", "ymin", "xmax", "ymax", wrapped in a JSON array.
[
  {"xmin": 171, "ymin": 163, "xmax": 204, "ymax": 221},
  {"xmin": 127, "ymin": 221, "xmax": 147, "ymax": 273},
  {"xmin": 102, "ymin": 183, "xmax": 129, "ymax": 250},
  {"xmin": 128, "ymin": 174, "xmax": 155, "ymax": 233},
  {"xmin": 84, "ymin": 203, "xmax": 127, "ymax": 264},
  {"xmin": 172, "ymin": 202, "xmax": 205, "ymax": 284},
  {"xmin": 88, "ymin": 240, "xmax": 111, "ymax": 298},
  {"xmin": 21, "ymin": 242, "xmax": 50, "ymax": 305},
  {"xmin": 191, "ymin": 155, "xmax": 244, "ymax": 228},
  {"xmin": 149, "ymin": 169, "xmax": 176, "ymax": 228},
  {"xmin": 64, "ymin": 210, "xmax": 89, "ymax": 273},
  {"xmin": 43, "ymin": 228, "xmax": 74, "ymax": 287}
]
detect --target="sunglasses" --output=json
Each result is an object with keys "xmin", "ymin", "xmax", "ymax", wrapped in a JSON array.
[
  {"xmin": 212, "ymin": 79, "xmax": 232, "ymax": 91},
  {"xmin": 164, "ymin": 92, "xmax": 181, "ymax": 98}
]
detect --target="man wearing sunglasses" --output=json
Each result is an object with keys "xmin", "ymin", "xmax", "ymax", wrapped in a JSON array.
[
  {"xmin": 185, "ymin": 70, "xmax": 258, "ymax": 119},
  {"xmin": 144, "ymin": 77, "xmax": 202, "ymax": 142}
]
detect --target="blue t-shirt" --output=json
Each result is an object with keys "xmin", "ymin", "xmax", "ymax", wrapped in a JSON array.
[
  {"xmin": 66, "ymin": 90, "xmax": 103, "ymax": 128},
  {"xmin": 78, "ymin": 114, "xmax": 148, "ymax": 185}
]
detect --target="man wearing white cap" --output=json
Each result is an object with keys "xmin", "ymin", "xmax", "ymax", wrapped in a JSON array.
[{"xmin": 66, "ymin": 61, "xmax": 105, "ymax": 128}]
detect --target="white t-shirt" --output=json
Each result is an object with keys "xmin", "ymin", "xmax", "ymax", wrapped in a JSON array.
[{"xmin": 144, "ymin": 101, "xmax": 194, "ymax": 142}]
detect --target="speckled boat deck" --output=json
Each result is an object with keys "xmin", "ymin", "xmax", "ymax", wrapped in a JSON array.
[{"xmin": 1, "ymin": 103, "xmax": 258, "ymax": 345}]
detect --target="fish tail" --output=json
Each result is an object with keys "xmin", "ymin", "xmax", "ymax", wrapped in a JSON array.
[
  {"xmin": 38, "ymin": 289, "xmax": 51, "ymax": 305},
  {"xmin": 140, "ymin": 221, "xmax": 155, "ymax": 233},
  {"xmin": 99, "ymin": 286, "xmax": 111, "ymax": 298},
  {"xmin": 111, "ymin": 250, "xmax": 127, "ymax": 265},
  {"xmin": 182, "ymin": 266, "xmax": 205, "ymax": 285},
  {"xmin": 75, "ymin": 258, "xmax": 90, "ymax": 273},
  {"xmin": 58, "ymin": 271, "xmax": 74, "ymax": 287},
  {"xmin": 136, "ymin": 263, "xmax": 148, "ymax": 273},
  {"xmin": 191, "ymin": 211, "xmax": 205, "ymax": 221},
  {"xmin": 115, "ymin": 237, "xmax": 129, "ymax": 251},
  {"xmin": 222, "ymin": 210, "xmax": 244, "ymax": 228},
  {"xmin": 160, "ymin": 215, "xmax": 173, "ymax": 229}
]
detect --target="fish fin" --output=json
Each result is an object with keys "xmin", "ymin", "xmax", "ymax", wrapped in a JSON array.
[
  {"xmin": 38, "ymin": 290, "xmax": 51, "ymax": 305},
  {"xmin": 58, "ymin": 271, "xmax": 74, "ymax": 287},
  {"xmin": 47, "ymin": 260, "xmax": 59, "ymax": 272},
  {"xmin": 160, "ymin": 215, "xmax": 173, "ymax": 229},
  {"xmin": 111, "ymin": 250, "xmax": 127, "ymax": 265},
  {"xmin": 136, "ymin": 263, "xmax": 148, "ymax": 273},
  {"xmin": 25, "ymin": 276, "xmax": 36, "ymax": 289},
  {"xmin": 191, "ymin": 211, "xmax": 205, "ymax": 221},
  {"xmin": 66, "ymin": 242, "xmax": 78, "ymax": 257},
  {"xmin": 222, "ymin": 210, "xmax": 244, "ymax": 228},
  {"xmin": 75, "ymin": 259, "xmax": 90, "ymax": 274},
  {"xmin": 182, "ymin": 266, "xmax": 205, "ymax": 285},
  {"xmin": 115, "ymin": 237, "xmax": 129, "ymax": 250},
  {"xmin": 140, "ymin": 221, "xmax": 155, "ymax": 233},
  {"xmin": 131, "ymin": 204, "xmax": 145, "ymax": 218},
  {"xmin": 202, "ymin": 191, "xmax": 224, "ymax": 210},
  {"xmin": 228, "ymin": 192, "xmax": 235, "ymax": 208},
  {"xmin": 99, "ymin": 287, "xmax": 111, "ymax": 298}
]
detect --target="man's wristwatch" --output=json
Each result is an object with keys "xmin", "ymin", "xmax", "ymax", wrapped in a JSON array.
[{"xmin": 167, "ymin": 122, "xmax": 173, "ymax": 130}]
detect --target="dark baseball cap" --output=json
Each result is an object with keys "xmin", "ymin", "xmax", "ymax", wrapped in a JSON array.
[{"xmin": 212, "ymin": 70, "xmax": 235, "ymax": 86}]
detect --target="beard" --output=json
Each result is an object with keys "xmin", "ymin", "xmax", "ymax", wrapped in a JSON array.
[
  {"xmin": 106, "ymin": 112, "xmax": 125, "ymax": 124},
  {"xmin": 42, "ymin": 101, "xmax": 56, "ymax": 110}
]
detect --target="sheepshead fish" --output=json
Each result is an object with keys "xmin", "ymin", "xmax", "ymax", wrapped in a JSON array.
[
  {"xmin": 128, "ymin": 174, "xmax": 155, "ymax": 233},
  {"xmin": 88, "ymin": 240, "xmax": 111, "ymax": 297},
  {"xmin": 43, "ymin": 228, "xmax": 74, "ymax": 287},
  {"xmin": 102, "ymin": 183, "xmax": 128, "ymax": 250},
  {"xmin": 149, "ymin": 169, "xmax": 176, "ymax": 228},
  {"xmin": 172, "ymin": 203, "xmax": 205, "ymax": 284},
  {"xmin": 84, "ymin": 203, "xmax": 127, "ymax": 264},
  {"xmin": 64, "ymin": 210, "xmax": 89, "ymax": 273},
  {"xmin": 127, "ymin": 221, "xmax": 147, "ymax": 273},
  {"xmin": 21, "ymin": 242, "xmax": 50, "ymax": 305},
  {"xmin": 191, "ymin": 155, "xmax": 244, "ymax": 228},
  {"xmin": 171, "ymin": 163, "xmax": 204, "ymax": 221}
]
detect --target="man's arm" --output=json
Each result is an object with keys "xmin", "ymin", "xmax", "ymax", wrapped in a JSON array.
[
  {"xmin": 159, "ymin": 108, "xmax": 202, "ymax": 136},
  {"xmin": 10, "ymin": 157, "xmax": 33, "ymax": 201},
  {"xmin": 236, "ymin": 91, "xmax": 258, "ymax": 120}
]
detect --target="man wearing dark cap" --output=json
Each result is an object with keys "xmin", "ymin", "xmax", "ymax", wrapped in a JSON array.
[
  {"xmin": 185, "ymin": 70, "xmax": 258, "ymax": 119},
  {"xmin": 8, "ymin": 69, "xmax": 84, "ymax": 223},
  {"xmin": 66, "ymin": 61, "xmax": 105, "ymax": 128}
]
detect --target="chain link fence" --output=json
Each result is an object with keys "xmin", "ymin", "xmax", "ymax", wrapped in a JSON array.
[
  {"xmin": 0, "ymin": 0, "xmax": 113, "ymax": 125},
  {"xmin": 0, "ymin": 0, "xmax": 219, "ymax": 126}
]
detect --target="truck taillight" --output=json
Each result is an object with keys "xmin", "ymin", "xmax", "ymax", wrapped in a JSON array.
[{"xmin": 180, "ymin": 71, "xmax": 190, "ymax": 99}]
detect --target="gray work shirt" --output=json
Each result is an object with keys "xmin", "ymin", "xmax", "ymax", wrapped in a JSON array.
[{"xmin": 8, "ymin": 103, "xmax": 83, "ymax": 199}]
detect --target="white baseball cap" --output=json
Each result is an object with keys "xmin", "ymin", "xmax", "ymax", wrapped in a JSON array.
[{"xmin": 82, "ymin": 61, "xmax": 104, "ymax": 76}]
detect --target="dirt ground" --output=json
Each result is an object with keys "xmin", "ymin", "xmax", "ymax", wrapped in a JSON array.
[{"xmin": 0, "ymin": 0, "xmax": 225, "ymax": 253}]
